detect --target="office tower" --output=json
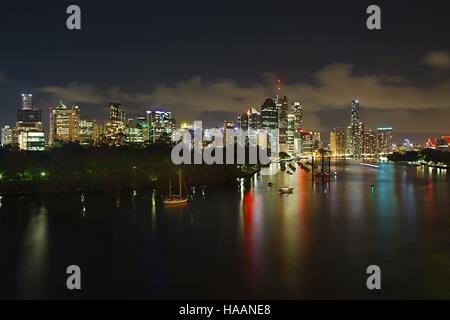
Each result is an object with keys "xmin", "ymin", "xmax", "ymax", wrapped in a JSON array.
[
  {"xmin": 146, "ymin": 110, "xmax": 176, "ymax": 143},
  {"xmin": 21, "ymin": 94, "xmax": 33, "ymax": 110},
  {"xmin": 261, "ymin": 98, "xmax": 278, "ymax": 130},
  {"xmin": 16, "ymin": 93, "xmax": 42, "ymax": 132},
  {"xmin": 350, "ymin": 100, "xmax": 364, "ymax": 158},
  {"xmin": 277, "ymin": 96, "xmax": 289, "ymax": 151},
  {"xmin": 79, "ymin": 118, "xmax": 95, "ymax": 146},
  {"xmin": 136, "ymin": 116, "xmax": 149, "ymax": 142},
  {"xmin": 109, "ymin": 103, "xmax": 125, "ymax": 123},
  {"xmin": 291, "ymin": 102, "xmax": 303, "ymax": 132},
  {"xmin": 287, "ymin": 114, "xmax": 296, "ymax": 153},
  {"xmin": 297, "ymin": 130, "xmax": 313, "ymax": 156},
  {"xmin": 335, "ymin": 127, "xmax": 347, "ymax": 156},
  {"xmin": 330, "ymin": 129, "xmax": 337, "ymax": 155},
  {"xmin": 15, "ymin": 94, "xmax": 44, "ymax": 150},
  {"xmin": 377, "ymin": 127, "xmax": 393, "ymax": 154},
  {"xmin": 345, "ymin": 126, "xmax": 352, "ymax": 155},
  {"xmin": 237, "ymin": 108, "xmax": 260, "ymax": 131},
  {"xmin": 364, "ymin": 129, "xmax": 377, "ymax": 156},
  {"xmin": 49, "ymin": 101, "xmax": 80, "ymax": 144},
  {"xmin": 312, "ymin": 131, "xmax": 322, "ymax": 151},
  {"xmin": 124, "ymin": 119, "xmax": 144, "ymax": 144},
  {"xmin": 92, "ymin": 122, "xmax": 106, "ymax": 144},
  {"xmin": 1, "ymin": 125, "xmax": 13, "ymax": 146},
  {"xmin": 18, "ymin": 131, "xmax": 45, "ymax": 151}
]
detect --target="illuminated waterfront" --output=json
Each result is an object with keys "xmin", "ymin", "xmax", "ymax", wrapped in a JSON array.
[{"xmin": 0, "ymin": 161, "xmax": 449, "ymax": 299}]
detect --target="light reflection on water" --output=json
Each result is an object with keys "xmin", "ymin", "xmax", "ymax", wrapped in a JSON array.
[{"xmin": 0, "ymin": 161, "xmax": 449, "ymax": 299}]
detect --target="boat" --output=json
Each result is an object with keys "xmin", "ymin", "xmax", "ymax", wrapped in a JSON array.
[
  {"xmin": 164, "ymin": 169, "xmax": 189, "ymax": 205},
  {"xmin": 278, "ymin": 186, "xmax": 294, "ymax": 194},
  {"xmin": 360, "ymin": 162, "xmax": 380, "ymax": 169}
]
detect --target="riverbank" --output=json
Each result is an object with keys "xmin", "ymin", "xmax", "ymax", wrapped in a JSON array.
[{"xmin": 0, "ymin": 144, "xmax": 260, "ymax": 195}]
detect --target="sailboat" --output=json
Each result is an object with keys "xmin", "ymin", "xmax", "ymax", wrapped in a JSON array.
[{"xmin": 164, "ymin": 168, "xmax": 189, "ymax": 205}]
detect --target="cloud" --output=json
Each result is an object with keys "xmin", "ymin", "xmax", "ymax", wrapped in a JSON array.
[
  {"xmin": 38, "ymin": 82, "xmax": 107, "ymax": 104},
  {"xmin": 421, "ymin": 50, "xmax": 450, "ymax": 70},
  {"xmin": 36, "ymin": 61, "xmax": 450, "ymax": 133}
]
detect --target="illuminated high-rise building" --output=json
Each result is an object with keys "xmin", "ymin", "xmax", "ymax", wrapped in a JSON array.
[
  {"xmin": 15, "ymin": 94, "xmax": 44, "ymax": 150},
  {"xmin": 109, "ymin": 103, "xmax": 125, "ymax": 123},
  {"xmin": 49, "ymin": 101, "xmax": 80, "ymax": 144},
  {"xmin": 287, "ymin": 114, "xmax": 296, "ymax": 153},
  {"xmin": 146, "ymin": 110, "xmax": 176, "ymax": 143},
  {"xmin": 18, "ymin": 131, "xmax": 45, "ymax": 151},
  {"xmin": 364, "ymin": 129, "xmax": 377, "ymax": 156},
  {"xmin": 92, "ymin": 122, "xmax": 106, "ymax": 144},
  {"xmin": 79, "ymin": 118, "xmax": 95, "ymax": 146},
  {"xmin": 291, "ymin": 102, "xmax": 303, "ymax": 132},
  {"xmin": 350, "ymin": 100, "xmax": 363, "ymax": 158},
  {"xmin": 16, "ymin": 93, "xmax": 42, "ymax": 132},
  {"xmin": 330, "ymin": 129, "xmax": 337, "ymax": 155},
  {"xmin": 332, "ymin": 127, "xmax": 348, "ymax": 156},
  {"xmin": 1, "ymin": 125, "xmax": 13, "ymax": 146},
  {"xmin": 377, "ymin": 127, "xmax": 393, "ymax": 154},
  {"xmin": 312, "ymin": 131, "xmax": 322, "ymax": 151},
  {"xmin": 277, "ymin": 96, "xmax": 289, "ymax": 151},
  {"xmin": 261, "ymin": 98, "xmax": 278, "ymax": 130},
  {"xmin": 297, "ymin": 130, "xmax": 313, "ymax": 156},
  {"xmin": 238, "ymin": 108, "xmax": 260, "ymax": 131}
]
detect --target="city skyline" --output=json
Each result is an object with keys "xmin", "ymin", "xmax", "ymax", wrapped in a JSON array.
[
  {"xmin": 0, "ymin": 1, "xmax": 449, "ymax": 142},
  {"xmin": 1, "ymin": 91, "xmax": 446, "ymax": 152}
]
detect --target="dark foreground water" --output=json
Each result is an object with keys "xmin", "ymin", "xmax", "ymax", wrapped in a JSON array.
[{"xmin": 0, "ymin": 162, "xmax": 449, "ymax": 299}]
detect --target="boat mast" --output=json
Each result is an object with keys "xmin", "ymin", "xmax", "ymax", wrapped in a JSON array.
[
  {"xmin": 169, "ymin": 178, "xmax": 172, "ymax": 197},
  {"xmin": 178, "ymin": 169, "xmax": 182, "ymax": 197}
]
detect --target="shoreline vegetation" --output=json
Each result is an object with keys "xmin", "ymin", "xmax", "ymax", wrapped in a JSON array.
[
  {"xmin": 0, "ymin": 143, "xmax": 261, "ymax": 196},
  {"xmin": 387, "ymin": 149, "xmax": 450, "ymax": 168}
]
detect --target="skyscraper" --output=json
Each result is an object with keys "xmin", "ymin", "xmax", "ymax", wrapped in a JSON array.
[
  {"xmin": 79, "ymin": 118, "xmax": 95, "ymax": 146},
  {"xmin": 350, "ymin": 100, "xmax": 364, "ymax": 158},
  {"xmin": 287, "ymin": 114, "xmax": 296, "ymax": 153},
  {"xmin": 49, "ymin": 101, "xmax": 80, "ymax": 144},
  {"xmin": 377, "ymin": 128, "xmax": 393, "ymax": 154},
  {"xmin": 109, "ymin": 103, "xmax": 125, "ymax": 123},
  {"xmin": 261, "ymin": 98, "xmax": 278, "ymax": 130},
  {"xmin": 238, "ymin": 108, "xmax": 260, "ymax": 131},
  {"xmin": 291, "ymin": 102, "xmax": 303, "ymax": 132},
  {"xmin": 146, "ymin": 110, "xmax": 176, "ymax": 143},
  {"xmin": 15, "ymin": 94, "xmax": 44, "ymax": 150},
  {"xmin": 277, "ymin": 96, "xmax": 289, "ymax": 151},
  {"xmin": 364, "ymin": 129, "xmax": 377, "ymax": 156},
  {"xmin": 16, "ymin": 93, "xmax": 42, "ymax": 132}
]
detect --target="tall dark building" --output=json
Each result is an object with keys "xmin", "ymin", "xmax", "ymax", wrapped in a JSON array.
[
  {"xmin": 260, "ymin": 98, "xmax": 278, "ymax": 130},
  {"xmin": 109, "ymin": 103, "xmax": 125, "ymax": 123},
  {"xmin": 277, "ymin": 96, "xmax": 289, "ymax": 147},
  {"xmin": 16, "ymin": 93, "xmax": 42, "ymax": 130},
  {"xmin": 238, "ymin": 108, "xmax": 260, "ymax": 131}
]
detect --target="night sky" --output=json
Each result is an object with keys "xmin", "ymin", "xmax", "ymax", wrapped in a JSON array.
[{"xmin": 0, "ymin": 0, "xmax": 449, "ymax": 143}]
